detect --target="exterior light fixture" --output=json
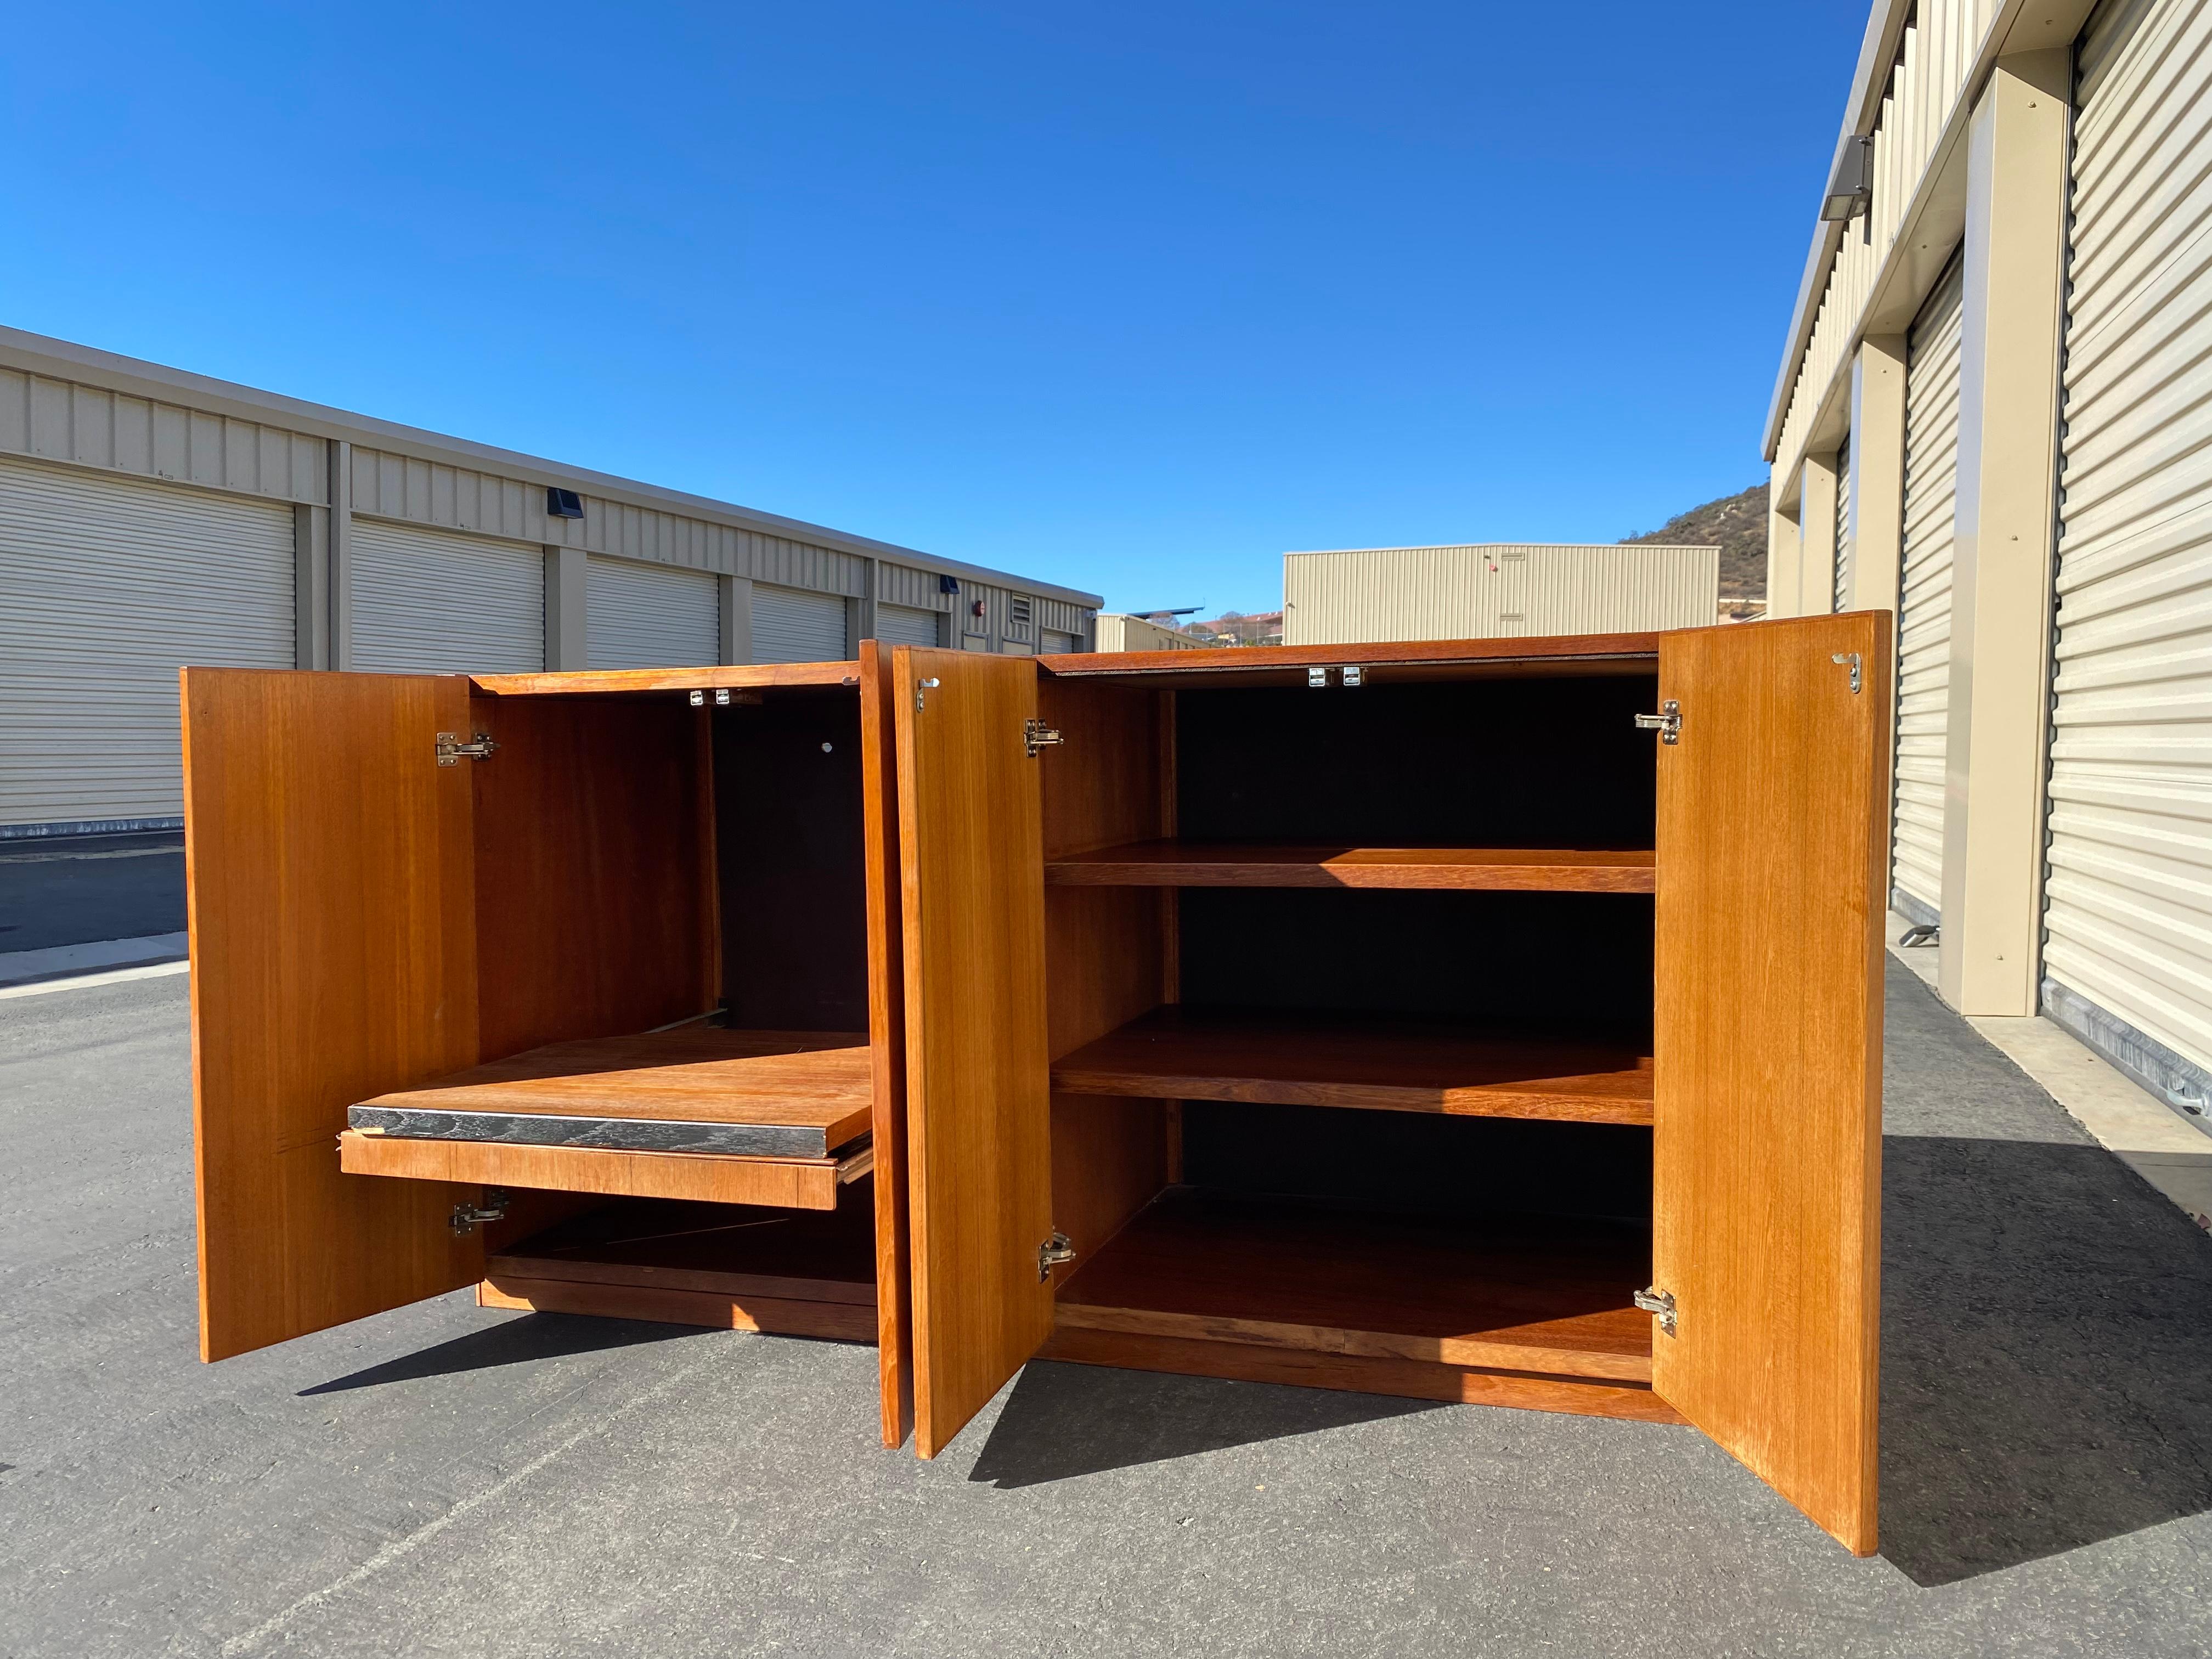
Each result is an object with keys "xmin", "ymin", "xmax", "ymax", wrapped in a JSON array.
[
  {"xmin": 1820, "ymin": 135, "xmax": 1876, "ymax": 243},
  {"xmin": 939, "ymin": 574, "xmax": 961, "ymax": 594},
  {"xmin": 546, "ymin": 487, "xmax": 585, "ymax": 520}
]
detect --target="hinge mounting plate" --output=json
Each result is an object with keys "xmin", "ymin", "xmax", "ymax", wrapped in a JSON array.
[
  {"xmin": 1024, "ymin": 719, "xmax": 1063, "ymax": 757},
  {"xmin": 1038, "ymin": 1230, "xmax": 1076, "ymax": 1280},
  {"xmin": 451, "ymin": 1188, "xmax": 511, "ymax": 1236},
  {"xmin": 914, "ymin": 675, "xmax": 939, "ymax": 711},
  {"xmin": 1633, "ymin": 1285, "xmax": 1678, "ymax": 1336},
  {"xmin": 1831, "ymin": 651, "xmax": 1863, "ymax": 694},
  {"xmin": 436, "ymin": 731, "xmax": 499, "ymax": 766},
  {"xmin": 1633, "ymin": 702, "xmax": 1681, "ymax": 744}
]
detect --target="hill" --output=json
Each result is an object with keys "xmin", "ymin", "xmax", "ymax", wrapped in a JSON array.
[{"xmin": 1621, "ymin": 482, "xmax": 1767, "ymax": 605}]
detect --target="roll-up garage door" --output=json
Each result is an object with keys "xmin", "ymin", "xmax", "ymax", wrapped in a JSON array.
[
  {"xmin": 2040, "ymin": 0, "xmax": 2212, "ymax": 1102},
  {"xmin": 351, "ymin": 520, "xmax": 543, "ymax": 674},
  {"xmin": 1833, "ymin": 435, "xmax": 1854, "ymax": 613},
  {"xmin": 873, "ymin": 603, "xmax": 943, "ymax": 648},
  {"xmin": 750, "ymin": 584, "xmax": 849, "ymax": 663},
  {"xmin": 1041, "ymin": 629, "xmax": 1081, "ymax": 654},
  {"xmin": 586, "ymin": 556, "xmax": 718, "ymax": 669},
  {"xmin": 0, "ymin": 458, "xmax": 294, "ymax": 828},
  {"xmin": 1891, "ymin": 256, "xmax": 1965, "ymax": 922}
]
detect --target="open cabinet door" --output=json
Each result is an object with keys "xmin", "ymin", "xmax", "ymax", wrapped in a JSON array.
[
  {"xmin": 1650, "ymin": 612, "xmax": 1890, "ymax": 1555},
  {"xmin": 892, "ymin": 647, "xmax": 1055, "ymax": 1457},
  {"xmin": 185, "ymin": 668, "xmax": 486, "ymax": 1361}
]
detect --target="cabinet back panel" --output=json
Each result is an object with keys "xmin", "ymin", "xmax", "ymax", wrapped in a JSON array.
[
  {"xmin": 715, "ymin": 697, "xmax": 870, "ymax": 1032},
  {"xmin": 1176, "ymin": 675, "xmax": 1658, "ymax": 848},
  {"xmin": 474, "ymin": 697, "xmax": 716, "ymax": 1060},
  {"xmin": 1178, "ymin": 888, "xmax": 1654, "ymax": 1044},
  {"xmin": 1183, "ymin": 1102, "xmax": 1652, "ymax": 1223}
]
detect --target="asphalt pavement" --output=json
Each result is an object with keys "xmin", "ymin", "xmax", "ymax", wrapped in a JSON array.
[{"xmin": 3, "ymin": 967, "xmax": 2209, "ymax": 1657}]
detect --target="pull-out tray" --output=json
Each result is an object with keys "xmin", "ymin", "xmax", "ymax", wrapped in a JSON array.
[{"xmin": 349, "ymin": 1026, "xmax": 874, "ymax": 1158}]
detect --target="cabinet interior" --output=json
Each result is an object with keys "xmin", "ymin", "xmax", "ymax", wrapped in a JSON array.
[
  {"xmin": 344, "ymin": 681, "xmax": 885, "ymax": 1327},
  {"xmin": 1038, "ymin": 660, "xmax": 1666, "ymax": 1407}
]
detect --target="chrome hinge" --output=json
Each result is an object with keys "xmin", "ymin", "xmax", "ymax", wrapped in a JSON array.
[
  {"xmin": 1633, "ymin": 702, "xmax": 1681, "ymax": 744},
  {"xmin": 450, "ymin": 1189, "xmax": 511, "ymax": 1236},
  {"xmin": 435, "ymin": 731, "xmax": 499, "ymax": 766},
  {"xmin": 1307, "ymin": 666, "xmax": 1329, "ymax": 687},
  {"xmin": 1024, "ymin": 719, "xmax": 1063, "ymax": 756},
  {"xmin": 1633, "ymin": 1285, "xmax": 1678, "ymax": 1337},
  {"xmin": 1831, "ymin": 651, "xmax": 1863, "ymax": 694},
  {"xmin": 915, "ymin": 676, "xmax": 940, "ymax": 711},
  {"xmin": 689, "ymin": 688, "xmax": 746, "ymax": 707},
  {"xmin": 1341, "ymin": 664, "xmax": 1365, "ymax": 687},
  {"xmin": 1038, "ymin": 1231, "xmax": 1076, "ymax": 1280}
]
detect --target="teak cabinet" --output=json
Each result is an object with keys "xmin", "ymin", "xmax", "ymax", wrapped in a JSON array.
[
  {"xmin": 185, "ymin": 614, "xmax": 1888, "ymax": 1556},
  {"xmin": 184, "ymin": 647, "xmax": 920, "ymax": 1448},
  {"xmin": 889, "ymin": 614, "xmax": 1888, "ymax": 1555}
]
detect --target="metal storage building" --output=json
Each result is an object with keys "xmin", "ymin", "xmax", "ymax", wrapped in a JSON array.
[
  {"xmin": 0, "ymin": 328, "xmax": 1099, "ymax": 837},
  {"xmin": 1763, "ymin": 0, "xmax": 2212, "ymax": 1130},
  {"xmin": 1281, "ymin": 544, "xmax": 1720, "ymax": 646},
  {"xmin": 1093, "ymin": 613, "xmax": 1212, "ymax": 652}
]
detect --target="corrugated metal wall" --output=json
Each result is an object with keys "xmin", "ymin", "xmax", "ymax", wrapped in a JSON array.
[
  {"xmin": 1282, "ymin": 545, "xmax": 1719, "ymax": 646},
  {"xmin": 0, "ymin": 369, "xmax": 326, "ymax": 506},
  {"xmin": 2040, "ymin": 0, "xmax": 2212, "ymax": 1091},
  {"xmin": 0, "ymin": 456, "xmax": 293, "ymax": 827},
  {"xmin": 1094, "ymin": 614, "xmax": 1209, "ymax": 652},
  {"xmin": 1772, "ymin": 0, "xmax": 2001, "ymax": 479},
  {"xmin": 586, "ymin": 555, "xmax": 718, "ymax": 669},
  {"xmin": 351, "ymin": 520, "xmax": 544, "ymax": 674},
  {"xmin": 1892, "ymin": 256, "xmax": 1965, "ymax": 921},
  {"xmin": 1833, "ymin": 436, "xmax": 1855, "ymax": 612}
]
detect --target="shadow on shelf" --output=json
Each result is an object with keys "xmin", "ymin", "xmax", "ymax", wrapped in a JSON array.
[
  {"xmin": 298, "ymin": 1311, "xmax": 705, "ymax": 1396},
  {"xmin": 966, "ymin": 1358, "xmax": 1442, "ymax": 1488}
]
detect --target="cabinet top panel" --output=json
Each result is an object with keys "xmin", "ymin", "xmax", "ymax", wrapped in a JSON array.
[
  {"xmin": 1041, "ymin": 633, "xmax": 1660, "ymax": 686},
  {"xmin": 471, "ymin": 661, "xmax": 862, "ymax": 696}
]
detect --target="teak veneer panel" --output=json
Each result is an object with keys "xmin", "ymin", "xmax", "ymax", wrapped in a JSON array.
[
  {"xmin": 338, "ymin": 1129, "xmax": 865, "ymax": 1210},
  {"xmin": 481, "ymin": 1278, "xmax": 876, "ymax": 1339},
  {"xmin": 489, "ymin": 1197, "xmax": 877, "ymax": 1304},
  {"xmin": 1046, "ymin": 841, "xmax": 1657, "ymax": 893},
  {"xmin": 1054, "ymin": 1190, "xmax": 1654, "ymax": 1383},
  {"xmin": 1037, "ymin": 1328, "xmax": 1683, "ymax": 1423},
  {"xmin": 1052, "ymin": 1008, "xmax": 1654, "ymax": 1125},
  {"xmin": 353, "ymin": 1027, "xmax": 873, "ymax": 1156},
  {"xmin": 471, "ymin": 662, "xmax": 861, "ymax": 696},
  {"xmin": 1650, "ymin": 612, "xmax": 1888, "ymax": 1557}
]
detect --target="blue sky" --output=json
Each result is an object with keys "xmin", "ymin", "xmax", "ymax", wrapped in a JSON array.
[{"xmin": 0, "ymin": 2, "xmax": 1866, "ymax": 614}]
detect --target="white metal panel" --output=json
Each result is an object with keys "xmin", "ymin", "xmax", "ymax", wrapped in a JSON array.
[
  {"xmin": 2042, "ymin": 0, "xmax": 2212, "ymax": 1088},
  {"xmin": 1040, "ymin": 629, "xmax": 1081, "ymax": 654},
  {"xmin": 873, "ymin": 603, "xmax": 943, "ymax": 648},
  {"xmin": 1095, "ymin": 614, "xmax": 1206, "ymax": 651},
  {"xmin": 750, "ymin": 583, "xmax": 848, "ymax": 663},
  {"xmin": 1892, "ymin": 257, "xmax": 1965, "ymax": 918},
  {"xmin": 0, "ymin": 457, "xmax": 292, "ymax": 827},
  {"xmin": 586, "ymin": 555, "xmax": 718, "ymax": 669},
  {"xmin": 1833, "ymin": 435, "xmax": 1855, "ymax": 613},
  {"xmin": 1282, "ymin": 544, "xmax": 1718, "ymax": 646},
  {"xmin": 351, "ymin": 519, "xmax": 543, "ymax": 674}
]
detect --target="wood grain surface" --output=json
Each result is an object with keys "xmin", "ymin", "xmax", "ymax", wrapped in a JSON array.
[
  {"xmin": 1040, "ymin": 633, "xmax": 1662, "ymax": 681},
  {"xmin": 1051, "ymin": 1007, "xmax": 1655, "ymax": 1124},
  {"xmin": 1045, "ymin": 841, "xmax": 1657, "ymax": 892},
  {"xmin": 479, "ymin": 1277, "xmax": 876, "ymax": 1339},
  {"xmin": 1036, "ymin": 1329, "xmax": 1684, "ymax": 1423},
  {"xmin": 859, "ymin": 640, "xmax": 916, "ymax": 1446},
  {"xmin": 337, "ymin": 1128, "xmax": 862, "ymax": 1209},
  {"xmin": 471, "ymin": 663, "xmax": 860, "ymax": 696},
  {"xmin": 1054, "ymin": 1189, "xmax": 1653, "ymax": 1381},
  {"xmin": 471, "ymin": 694, "xmax": 717, "ymax": 1060},
  {"xmin": 490, "ymin": 1195, "xmax": 877, "ymax": 1303},
  {"xmin": 185, "ymin": 668, "xmax": 487, "ymax": 1362},
  {"xmin": 894, "ymin": 647, "xmax": 1057, "ymax": 1458},
  {"xmin": 1651, "ymin": 612, "xmax": 1888, "ymax": 1556},
  {"xmin": 355, "ymin": 1027, "xmax": 873, "ymax": 1149}
]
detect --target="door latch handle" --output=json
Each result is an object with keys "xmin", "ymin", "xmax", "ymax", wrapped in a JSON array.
[{"xmin": 1633, "ymin": 702, "xmax": 1681, "ymax": 744}]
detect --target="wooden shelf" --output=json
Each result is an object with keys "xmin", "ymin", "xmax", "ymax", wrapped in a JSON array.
[
  {"xmin": 483, "ymin": 1198, "xmax": 878, "ymax": 1340},
  {"xmin": 1050, "ymin": 1007, "xmax": 1654, "ymax": 1125},
  {"xmin": 350, "ymin": 1025, "xmax": 873, "ymax": 1158},
  {"xmin": 1054, "ymin": 1189, "xmax": 1656, "ymax": 1384},
  {"xmin": 1045, "ymin": 840, "xmax": 1655, "ymax": 893}
]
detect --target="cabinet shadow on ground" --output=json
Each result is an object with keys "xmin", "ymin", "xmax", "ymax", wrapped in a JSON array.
[
  {"xmin": 967, "ymin": 1360, "xmax": 1442, "ymax": 1488},
  {"xmin": 299, "ymin": 1312, "xmax": 706, "ymax": 1395},
  {"xmin": 1879, "ymin": 1132, "xmax": 2212, "ymax": 1585}
]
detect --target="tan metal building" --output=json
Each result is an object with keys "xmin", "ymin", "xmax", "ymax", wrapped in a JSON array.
[
  {"xmin": 0, "ymin": 328, "xmax": 1099, "ymax": 836},
  {"xmin": 1282, "ymin": 543, "xmax": 1720, "ymax": 646},
  {"xmin": 1093, "ymin": 613, "xmax": 1212, "ymax": 652},
  {"xmin": 1764, "ymin": 0, "xmax": 2212, "ymax": 1126}
]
